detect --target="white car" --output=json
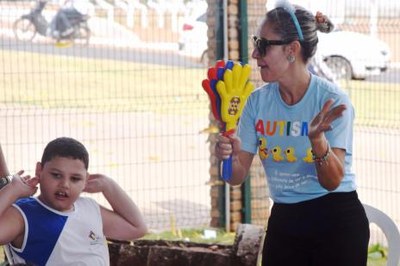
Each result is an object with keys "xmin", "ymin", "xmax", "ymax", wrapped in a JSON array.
[
  {"xmin": 178, "ymin": 8, "xmax": 391, "ymax": 79},
  {"xmin": 318, "ymin": 30, "xmax": 391, "ymax": 80}
]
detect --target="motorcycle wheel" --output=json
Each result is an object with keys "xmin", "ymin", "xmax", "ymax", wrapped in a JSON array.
[{"xmin": 13, "ymin": 18, "xmax": 37, "ymax": 41}]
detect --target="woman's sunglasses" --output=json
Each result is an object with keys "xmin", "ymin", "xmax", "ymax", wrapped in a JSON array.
[{"xmin": 252, "ymin": 35, "xmax": 292, "ymax": 56}]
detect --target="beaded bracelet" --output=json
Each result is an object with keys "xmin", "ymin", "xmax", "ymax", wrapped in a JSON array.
[{"xmin": 312, "ymin": 142, "xmax": 331, "ymax": 166}]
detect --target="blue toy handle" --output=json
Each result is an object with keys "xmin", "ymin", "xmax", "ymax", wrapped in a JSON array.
[
  {"xmin": 221, "ymin": 155, "xmax": 232, "ymax": 181},
  {"xmin": 225, "ymin": 60, "xmax": 235, "ymax": 70}
]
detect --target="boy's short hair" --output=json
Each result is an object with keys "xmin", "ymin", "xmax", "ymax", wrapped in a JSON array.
[{"xmin": 41, "ymin": 137, "xmax": 89, "ymax": 169}]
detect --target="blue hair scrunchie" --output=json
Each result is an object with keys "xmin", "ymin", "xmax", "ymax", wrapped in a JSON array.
[{"xmin": 275, "ymin": 0, "xmax": 304, "ymax": 41}]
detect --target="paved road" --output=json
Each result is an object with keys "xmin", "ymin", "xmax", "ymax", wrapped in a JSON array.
[
  {"xmin": 0, "ymin": 107, "xmax": 211, "ymax": 231},
  {"xmin": 353, "ymin": 127, "xmax": 400, "ymax": 232},
  {"xmin": 0, "ymin": 10, "xmax": 210, "ymax": 231},
  {"xmin": 0, "ymin": 36, "xmax": 202, "ymax": 68},
  {"xmin": 365, "ymin": 67, "xmax": 400, "ymax": 83}
]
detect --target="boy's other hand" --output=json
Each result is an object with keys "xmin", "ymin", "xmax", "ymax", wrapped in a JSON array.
[
  {"xmin": 83, "ymin": 174, "xmax": 109, "ymax": 193},
  {"xmin": 11, "ymin": 170, "xmax": 39, "ymax": 197}
]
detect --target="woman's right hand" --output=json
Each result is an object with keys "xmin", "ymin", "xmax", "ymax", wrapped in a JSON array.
[
  {"xmin": 215, "ymin": 134, "xmax": 253, "ymax": 185},
  {"xmin": 215, "ymin": 134, "xmax": 241, "ymax": 160}
]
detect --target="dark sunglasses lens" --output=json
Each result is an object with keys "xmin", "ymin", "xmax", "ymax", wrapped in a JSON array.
[{"xmin": 253, "ymin": 36, "xmax": 266, "ymax": 56}]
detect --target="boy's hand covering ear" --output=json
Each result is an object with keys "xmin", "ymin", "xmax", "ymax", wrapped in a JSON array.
[{"xmin": 216, "ymin": 63, "xmax": 254, "ymax": 131}]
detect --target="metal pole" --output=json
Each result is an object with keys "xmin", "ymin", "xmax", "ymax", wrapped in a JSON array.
[
  {"xmin": 239, "ymin": 0, "xmax": 251, "ymax": 224},
  {"xmin": 222, "ymin": 0, "xmax": 230, "ymax": 233}
]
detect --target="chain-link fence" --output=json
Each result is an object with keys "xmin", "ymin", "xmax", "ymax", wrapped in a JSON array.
[{"xmin": 0, "ymin": 1, "xmax": 399, "ymax": 242}]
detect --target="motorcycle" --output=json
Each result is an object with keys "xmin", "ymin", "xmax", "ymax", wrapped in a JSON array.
[{"xmin": 13, "ymin": 1, "xmax": 91, "ymax": 45}]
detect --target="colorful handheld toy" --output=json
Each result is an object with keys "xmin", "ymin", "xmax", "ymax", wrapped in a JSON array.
[{"xmin": 202, "ymin": 60, "xmax": 254, "ymax": 181}]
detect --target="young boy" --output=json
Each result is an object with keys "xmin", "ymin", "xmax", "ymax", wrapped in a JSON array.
[{"xmin": 0, "ymin": 137, "xmax": 147, "ymax": 265}]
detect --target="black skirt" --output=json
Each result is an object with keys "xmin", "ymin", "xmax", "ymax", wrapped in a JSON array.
[{"xmin": 262, "ymin": 191, "xmax": 370, "ymax": 266}]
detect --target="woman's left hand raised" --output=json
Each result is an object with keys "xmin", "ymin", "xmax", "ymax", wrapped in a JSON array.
[{"xmin": 308, "ymin": 99, "xmax": 346, "ymax": 141}]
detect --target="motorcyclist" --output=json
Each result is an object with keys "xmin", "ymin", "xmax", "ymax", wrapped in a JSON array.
[{"xmin": 50, "ymin": 0, "xmax": 91, "ymax": 38}]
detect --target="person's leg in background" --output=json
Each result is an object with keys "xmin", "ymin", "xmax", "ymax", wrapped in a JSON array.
[
  {"xmin": 54, "ymin": 10, "xmax": 71, "ymax": 37},
  {"xmin": 61, "ymin": 8, "xmax": 83, "ymax": 36}
]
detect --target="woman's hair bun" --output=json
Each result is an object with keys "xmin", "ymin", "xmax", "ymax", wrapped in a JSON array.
[{"xmin": 315, "ymin": 11, "xmax": 334, "ymax": 33}]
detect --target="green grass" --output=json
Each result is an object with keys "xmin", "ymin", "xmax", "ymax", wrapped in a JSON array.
[
  {"xmin": 341, "ymin": 80, "xmax": 400, "ymax": 128},
  {"xmin": 367, "ymin": 244, "xmax": 389, "ymax": 266},
  {"xmin": 1, "ymin": 50, "xmax": 208, "ymax": 114},
  {"xmin": 1, "ymin": 50, "xmax": 399, "ymax": 128},
  {"xmin": 141, "ymin": 227, "xmax": 236, "ymax": 245}
]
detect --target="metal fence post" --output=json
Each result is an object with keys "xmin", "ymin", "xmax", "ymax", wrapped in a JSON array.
[
  {"xmin": 239, "ymin": 0, "xmax": 252, "ymax": 224},
  {"xmin": 215, "ymin": 0, "xmax": 227, "ymax": 229}
]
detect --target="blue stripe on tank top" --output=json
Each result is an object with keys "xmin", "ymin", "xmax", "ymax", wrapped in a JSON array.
[{"xmin": 14, "ymin": 198, "xmax": 68, "ymax": 266}]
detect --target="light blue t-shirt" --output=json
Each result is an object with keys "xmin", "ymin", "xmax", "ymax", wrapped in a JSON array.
[{"xmin": 238, "ymin": 74, "xmax": 356, "ymax": 204}]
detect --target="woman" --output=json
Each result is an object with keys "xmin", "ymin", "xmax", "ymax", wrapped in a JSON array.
[{"xmin": 215, "ymin": 2, "xmax": 369, "ymax": 265}]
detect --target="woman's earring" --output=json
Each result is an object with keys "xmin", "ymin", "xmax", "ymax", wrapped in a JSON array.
[{"xmin": 287, "ymin": 55, "xmax": 295, "ymax": 63}]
